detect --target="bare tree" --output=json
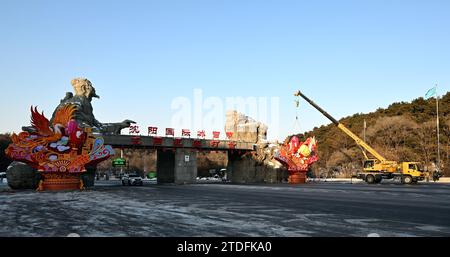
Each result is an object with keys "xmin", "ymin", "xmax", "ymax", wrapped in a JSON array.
[
  {"xmin": 326, "ymin": 148, "xmax": 361, "ymax": 178},
  {"xmin": 443, "ymin": 119, "xmax": 450, "ymax": 176},
  {"xmin": 366, "ymin": 115, "xmax": 419, "ymax": 161},
  {"xmin": 416, "ymin": 120, "xmax": 438, "ymax": 165}
]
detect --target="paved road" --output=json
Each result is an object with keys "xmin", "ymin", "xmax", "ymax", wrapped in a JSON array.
[{"xmin": 0, "ymin": 180, "xmax": 449, "ymax": 237}]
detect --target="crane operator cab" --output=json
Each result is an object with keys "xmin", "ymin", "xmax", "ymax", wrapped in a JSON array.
[{"xmin": 400, "ymin": 162, "xmax": 426, "ymax": 184}]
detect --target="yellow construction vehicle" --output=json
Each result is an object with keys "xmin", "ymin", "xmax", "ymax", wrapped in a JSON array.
[{"xmin": 294, "ymin": 90, "xmax": 426, "ymax": 184}]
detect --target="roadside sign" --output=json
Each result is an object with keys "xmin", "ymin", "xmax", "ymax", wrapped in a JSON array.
[{"xmin": 112, "ymin": 158, "xmax": 127, "ymax": 167}]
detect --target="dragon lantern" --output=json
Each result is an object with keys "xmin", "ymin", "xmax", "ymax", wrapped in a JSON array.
[
  {"xmin": 275, "ymin": 136, "xmax": 318, "ymax": 184},
  {"xmin": 5, "ymin": 105, "xmax": 114, "ymax": 191}
]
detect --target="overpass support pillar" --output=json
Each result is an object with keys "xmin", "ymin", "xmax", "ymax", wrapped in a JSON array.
[
  {"xmin": 157, "ymin": 149, "xmax": 197, "ymax": 184},
  {"xmin": 228, "ymin": 150, "xmax": 287, "ymax": 184},
  {"xmin": 227, "ymin": 151, "xmax": 253, "ymax": 183}
]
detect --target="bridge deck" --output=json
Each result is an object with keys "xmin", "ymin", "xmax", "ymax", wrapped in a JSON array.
[{"xmin": 101, "ymin": 135, "xmax": 255, "ymax": 151}]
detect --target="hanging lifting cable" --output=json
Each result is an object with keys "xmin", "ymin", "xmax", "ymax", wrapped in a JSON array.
[{"xmin": 292, "ymin": 96, "xmax": 302, "ymax": 133}]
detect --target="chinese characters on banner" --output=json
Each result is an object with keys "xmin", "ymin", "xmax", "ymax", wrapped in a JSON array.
[
  {"xmin": 129, "ymin": 125, "xmax": 140, "ymax": 135},
  {"xmin": 131, "ymin": 136, "xmax": 142, "ymax": 145},
  {"xmin": 174, "ymin": 138, "xmax": 183, "ymax": 147},
  {"xmin": 197, "ymin": 130, "xmax": 206, "ymax": 138},
  {"xmin": 148, "ymin": 127, "xmax": 158, "ymax": 136},
  {"xmin": 130, "ymin": 125, "xmax": 141, "ymax": 145},
  {"xmin": 193, "ymin": 140, "xmax": 202, "ymax": 148},
  {"xmin": 228, "ymin": 141, "xmax": 237, "ymax": 149},
  {"xmin": 153, "ymin": 137, "xmax": 163, "ymax": 146},
  {"xmin": 166, "ymin": 128, "xmax": 175, "ymax": 137},
  {"xmin": 129, "ymin": 125, "xmax": 238, "ymax": 149},
  {"xmin": 181, "ymin": 129, "xmax": 191, "ymax": 137},
  {"xmin": 210, "ymin": 140, "xmax": 220, "ymax": 148}
]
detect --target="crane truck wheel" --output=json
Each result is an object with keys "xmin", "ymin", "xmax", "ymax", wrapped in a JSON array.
[
  {"xmin": 402, "ymin": 176, "xmax": 413, "ymax": 185},
  {"xmin": 366, "ymin": 175, "xmax": 376, "ymax": 184},
  {"xmin": 375, "ymin": 176, "xmax": 382, "ymax": 184}
]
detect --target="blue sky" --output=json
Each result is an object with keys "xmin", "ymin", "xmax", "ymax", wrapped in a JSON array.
[{"xmin": 0, "ymin": 0, "xmax": 449, "ymax": 140}]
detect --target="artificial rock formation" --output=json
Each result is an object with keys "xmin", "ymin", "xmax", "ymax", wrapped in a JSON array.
[
  {"xmin": 225, "ymin": 111, "xmax": 288, "ymax": 183},
  {"xmin": 225, "ymin": 110, "xmax": 268, "ymax": 143},
  {"xmin": 228, "ymin": 143, "xmax": 288, "ymax": 183}
]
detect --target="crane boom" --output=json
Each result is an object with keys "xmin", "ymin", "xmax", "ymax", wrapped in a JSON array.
[{"xmin": 294, "ymin": 90, "xmax": 387, "ymax": 162}]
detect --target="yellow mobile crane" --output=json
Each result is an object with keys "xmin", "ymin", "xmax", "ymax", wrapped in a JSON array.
[{"xmin": 294, "ymin": 90, "xmax": 426, "ymax": 184}]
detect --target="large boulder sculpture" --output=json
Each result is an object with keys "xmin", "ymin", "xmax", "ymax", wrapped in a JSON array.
[{"xmin": 6, "ymin": 162, "xmax": 41, "ymax": 190}]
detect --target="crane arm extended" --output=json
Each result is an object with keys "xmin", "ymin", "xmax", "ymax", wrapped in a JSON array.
[{"xmin": 294, "ymin": 90, "xmax": 387, "ymax": 162}]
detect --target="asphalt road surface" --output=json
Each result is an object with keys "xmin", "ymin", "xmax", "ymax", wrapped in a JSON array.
[{"xmin": 0, "ymin": 180, "xmax": 449, "ymax": 237}]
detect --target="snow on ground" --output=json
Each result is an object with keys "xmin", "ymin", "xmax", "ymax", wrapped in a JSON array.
[{"xmin": 1, "ymin": 180, "xmax": 450, "ymax": 237}]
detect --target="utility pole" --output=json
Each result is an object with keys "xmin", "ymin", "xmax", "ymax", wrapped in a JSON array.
[
  {"xmin": 447, "ymin": 134, "xmax": 450, "ymax": 170},
  {"xmin": 363, "ymin": 119, "xmax": 367, "ymax": 142},
  {"xmin": 447, "ymin": 131, "xmax": 449, "ymax": 168},
  {"xmin": 436, "ymin": 84, "xmax": 441, "ymax": 173},
  {"xmin": 363, "ymin": 119, "xmax": 367, "ymax": 157},
  {"xmin": 121, "ymin": 148, "xmax": 124, "ymax": 175}
]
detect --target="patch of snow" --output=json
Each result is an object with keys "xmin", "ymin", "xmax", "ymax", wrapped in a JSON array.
[
  {"xmin": 344, "ymin": 219, "xmax": 381, "ymax": 226},
  {"xmin": 416, "ymin": 225, "xmax": 444, "ymax": 232}
]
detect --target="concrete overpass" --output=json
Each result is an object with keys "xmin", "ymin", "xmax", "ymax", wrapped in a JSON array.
[{"xmin": 102, "ymin": 134, "xmax": 256, "ymax": 184}]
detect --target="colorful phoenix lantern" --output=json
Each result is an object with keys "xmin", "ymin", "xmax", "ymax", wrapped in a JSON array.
[
  {"xmin": 274, "ymin": 136, "xmax": 318, "ymax": 184},
  {"xmin": 5, "ymin": 105, "xmax": 114, "ymax": 191}
]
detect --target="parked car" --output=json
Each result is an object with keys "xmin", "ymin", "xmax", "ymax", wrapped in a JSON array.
[
  {"xmin": 122, "ymin": 174, "xmax": 144, "ymax": 186},
  {"xmin": 0, "ymin": 172, "xmax": 6, "ymax": 183}
]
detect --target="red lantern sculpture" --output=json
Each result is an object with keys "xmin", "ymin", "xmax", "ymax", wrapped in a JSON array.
[{"xmin": 275, "ymin": 136, "xmax": 318, "ymax": 184}]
